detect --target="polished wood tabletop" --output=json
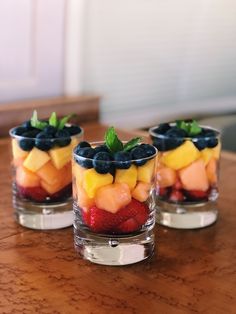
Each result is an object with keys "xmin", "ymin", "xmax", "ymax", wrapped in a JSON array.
[{"xmin": 0, "ymin": 123, "xmax": 236, "ymax": 314}]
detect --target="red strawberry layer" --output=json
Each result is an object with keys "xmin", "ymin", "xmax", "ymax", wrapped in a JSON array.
[
  {"xmin": 16, "ymin": 184, "xmax": 72, "ymax": 203},
  {"xmin": 82, "ymin": 199, "xmax": 149, "ymax": 235}
]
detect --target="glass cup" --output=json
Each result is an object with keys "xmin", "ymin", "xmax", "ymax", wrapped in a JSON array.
[
  {"xmin": 9, "ymin": 126, "xmax": 83, "ymax": 229},
  {"xmin": 72, "ymin": 142, "xmax": 157, "ymax": 265},
  {"xmin": 149, "ymin": 124, "xmax": 221, "ymax": 229}
]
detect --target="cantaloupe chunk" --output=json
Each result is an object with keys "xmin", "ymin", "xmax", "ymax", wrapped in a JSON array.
[
  {"xmin": 212, "ymin": 142, "xmax": 221, "ymax": 160},
  {"xmin": 49, "ymin": 145, "xmax": 72, "ymax": 170},
  {"xmin": 115, "ymin": 164, "xmax": 137, "ymax": 190},
  {"xmin": 76, "ymin": 184, "xmax": 95, "ymax": 210},
  {"xmin": 73, "ymin": 162, "xmax": 85, "ymax": 186},
  {"xmin": 162, "ymin": 140, "xmax": 200, "ymax": 170},
  {"xmin": 137, "ymin": 159, "xmax": 155, "ymax": 183},
  {"xmin": 95, "ymin": 183, "xmax": 131, "ymax": 213},
  {"xmin": 179, "ymin": 159, "xmax": 209, "ymax": 191},
  {"xmin": 132, "ymin": 182, "xmax": 151, "ymax": 202},
  {"xmin": 156, "ymin": 167, "xmax": 177, "ymax": 188},
  {"xmin": 13, "ymin": 157, "xmax": 25, "ymax": 167},
  {"xmin": 206, "ymin": 158, "xmax": 217, "ymax": 184},
  {"xmin": 61, "ymin": 162, "xmax": 72, "ymax": 187},
  {"xmin": 37, "ymin": 161, "xmax": 61, "ymax": 185},
  {"xmin": 83, "ymin": 169, "xmax": 113, "ymax": 198},
  {"xmin": 16, "ymin": 166, "xmax": 40, "ymax": 188},
  {"xmin": 40, "ymin": 180, "xmax": 63, "ymax": 195},
  {"xmin": 23, "ymin": 147, "xmax": 50, "ymax": 172},
  {"xmin": 12, "ymin": 139, "xmax": 29, "ymax": 159},
  {"xmin": 201, "ymin": 148, "xmax": 213, "ymax": 165}
]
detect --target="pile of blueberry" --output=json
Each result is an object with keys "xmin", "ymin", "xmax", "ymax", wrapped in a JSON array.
[
  {"xmin": 150, "ymin": 123, "xmax": 219, "ymax": 151},
  {"xmin": 74, "ymin": 141, "xmax": 156, "ymax": 174},
  {"xmin": 11, "ymin": 120, "xmax": 82, "ymax": 151}
]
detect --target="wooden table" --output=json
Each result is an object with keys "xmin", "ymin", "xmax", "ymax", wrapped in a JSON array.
[{"xmin": 0, "ymin": 123, "xmax": 235, "ymax": 314}]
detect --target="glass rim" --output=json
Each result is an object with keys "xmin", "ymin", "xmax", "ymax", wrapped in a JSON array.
[
  {"xmin": 149, "ymin": 123, "xmax": 221, "ymax": 140},
  {"xmin": 73, "ymin": 141, "xmax": 158, "ymax": 163},
  {"xmin": 9, "ymin": 125, "xmax": 84, "ymax": 141}
]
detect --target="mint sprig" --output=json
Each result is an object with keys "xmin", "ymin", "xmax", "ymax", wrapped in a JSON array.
[
  {"xmin": 31, "ymin": 110, "xmax": 48, "ymax": 130},
  {"xmin": 176, "ymin": 119, "xmax": 202, "ymax": 136},
  {"xmin": 49, "ymin": 112, "xmax": 58, "ymax": 127},
  {"xmin": 105, "ymin": 127, "xmax": 142, "ymax": 153},
  {"xmin": 58, "ymin": 114, "xmax": 75, "ymax": 130}
]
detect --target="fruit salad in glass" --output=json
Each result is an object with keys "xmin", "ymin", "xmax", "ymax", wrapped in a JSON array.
[
  {"xmin": 9, "ymin": 111, "xmax": 83, "ymax": 229},
  {"xmin": 72, "ymin": 127, "xmax": 157, "ymax": 265},
  {"xmin": 149, "ymin": 120, "xmax": 221, "ymax": 229}
]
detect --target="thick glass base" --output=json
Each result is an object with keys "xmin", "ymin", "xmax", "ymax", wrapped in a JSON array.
[
  {"xmin": 13, "ymin": 195, "xmax": 73, "ymax": 230},
  {"xmin": 74, "ymin": 226, "xmax": 155, "ymax": 266},
  {"xmin": 156, "ymin": 199, "xmax": 218, "ymax": 229}
]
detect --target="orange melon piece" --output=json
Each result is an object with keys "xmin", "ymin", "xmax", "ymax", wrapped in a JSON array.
[
  {"xmin": 132, "ymin": 182, "xmax": 151, "ymax": 202},
  {"xmin": 40, "ymin": 180, "xmax": 63, "ymax": 195},
  {"xmin": 206, "ymin": 158, "xmax": 218, "ymax": 184},
  {"xmin": 13, "ymin": 157, "xmax": 25, "ymax": 167},
  {"xmin": 16, "ymin": 166, "xmax": 40, "ymax": 188},
  {"xmin": 156, "ymin": 167, "xmax": 177, "ymax": 188},
  {"xmin": 61, "ymin": 162, "xmax": 72, "ymax": 187},
  {"xmin": 76, "ymin": 184, "xmax": 95, "ymax": 210},
  {"xmin": 179, "ymin": 159, "xmax": 209, "ymax": 191},
  {"xmin": 36, "ymin": 161, "xmax": 61, "ymax": 185},
  {"xmin": 95, "ymin": 183, "xmax": 131, "ymax": 214}
]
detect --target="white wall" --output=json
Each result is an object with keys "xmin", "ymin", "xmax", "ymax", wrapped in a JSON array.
[{"xmin": 80, "ymin": 0, "xmax": 236, "ymax": 128}]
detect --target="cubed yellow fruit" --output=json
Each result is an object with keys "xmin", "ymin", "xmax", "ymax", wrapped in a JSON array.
[
  {"xmin": 179, "ymin": 158, "xmax": 209, "ymax": 191},
  {"xmin": 115, "ymin": 164, "xmax": 137, "ymax": 190},
  {"xmin": 49, "ymin": 145, "xmax": 72, "ymax": 169},
  {"xmin": 16, "ymin": 166, "xmax": 40, "ymax": 187},
  {"xmin": 95, "ymin": 183, "xmax": 131, "ymax": 213},
  {"xmin": 201, "ymin": 148, "xmax": 213, "ymax": 165},
  {"xmin": 73, "ymin": 162, "xmax": 85, "ymax": 186},
  {"xmin": 137, "ymin": 159, "xmax": 155, "ymax": 183},
  {"xmin": 76, "ymin": 184, "xmax": 95, "ymax": 210},
  {"xmin": 156, "ymin": 167, "xmax": 177, "ymax": 188},
  {"xmin": 132, "ymin": 182, "xmax": 151, "ymax": 202},
  {"xmin": 162, "ymin": 140, "xmax": 200, "ymax": 170},
  {"xmin": 212, "ymin": 142, "xmax": 221, "ymax": 160},
  {"xmin": 206, "ymin": 158, "xmax": 217, "ymax": 184},
  {"xmin": 23, "ymin": 147, "xmax": 50, "ymax": 172},
  {"xmin": 12, "ymin": 139, "xmax": 29, "ymax": 159},
  {"xmin": 83, "ymin": 169, "xmax": 113, "ymax": 198}
]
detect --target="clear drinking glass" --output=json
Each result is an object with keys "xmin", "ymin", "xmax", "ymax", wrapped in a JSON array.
[
  {"xmin": 9, "ymin": 126, "xmax": 83, "ymax": 229},
  {"xmin": 149, "ymin": 124, "xmax": 221, "ymax": 229},
  {"xmin": 72, "ymin": 142, "xmax": 157, "ymax": 265}
]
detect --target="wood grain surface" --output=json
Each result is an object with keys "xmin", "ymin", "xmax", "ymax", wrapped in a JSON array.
[{"xmin": 0, "ymin": 124, "xmax": 235, "ymax": 314}]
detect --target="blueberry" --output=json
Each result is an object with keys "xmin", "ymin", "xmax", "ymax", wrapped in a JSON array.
[
  {"xmin": 166, "ymin": 127, "xmax": 187, "ymax": 138},
  {"xmin": 94, "ymin": 144, "xmax": 110, "ymax": 154},
  {"xmin": 152, "ymin": 123, "xmax": 171, "ymax": 135},
  {"xmin": 193, "ymin": 138, "xmax": 207, "ymax": 151},
  {"xmin": 44, "ymin": 125, "xmax": 57, "ymax": 136},
  {"xmin": 76, "ymin": 141, "xmax": 91, "ymax": 151},
  {"xmin": 21, "ymin": 120, "xmax": 34, "ymax": 130},
  {"xmin": 35, "ymin": 132, "xmax": 54, "ymax": 151},
  {"xmin": 140, "ymin": 144, "xmax": 156, "ymax": 157},
  {"xmin": 64, "ymin": 125, "xmax": 82, "ymax": 136},
  {"xmin": 22, "ymin": 130, "xmax": 40, "ymax": 138},
  {"xmin": 114, "ymin": 151, "xmax": 132, "ymax": 169},
  {"xmin": 204, "ymin": 130, "xmax": 218, "ymax": 148},
  {"xmin": 131, "ymin": 146, "xmax": 147, "ymax": 166},
  {"xmin": 11, "ymin": 126, "xmax": 27, "ymax": 136},
  {"xmin": 93, "ymin": 152, "xmax": 113, "ymax": 174},
  {"xmin": 76, "ymin": 147, "xmax": 95, "ymax": 168},
  {"xmin": 19, "ymin": 132, "xmax": 37, "ymax": 151},
  {"xmin": 207, "ymin": 138, "xmax": 218, "ymax": 148},
  {"xmin": 55, "ymin": 130, "xmax": 71, "ymax": 147}
]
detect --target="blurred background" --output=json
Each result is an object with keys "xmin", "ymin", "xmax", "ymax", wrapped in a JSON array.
[{"xmin": 0, "ymin": 0, "xmax": 236, "ymax": 149}]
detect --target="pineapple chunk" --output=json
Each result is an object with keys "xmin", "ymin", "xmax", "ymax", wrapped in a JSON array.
[
  {"xmin": 115, "ymin": 164, "xmax": 137, "ymax": 190},
  {"xmin": 23, "ymin": 147, "xmax": 50, "ymax": 172},
  {"xmin": 12, "ymin": 139, "xmax": 29, "ymax": 159},
  {"xmin": 201, "ymin": 148, "xmax": 213, "ymax": 165},
  {"xmin": 137, "ymin": 159, "xmax": 155, "ymax": 183},
  {"xmin": 162, "ymin": 140, "xmax": 200, "ymax": 170},
  {"xmin": 212, "ymin": 142, "xmax": 221, "ymax": 160},
  {"xmin": 73, "ymin": 162, "xmax": 85, "ymax": 186},
  {"xmin": 49, "ymin": 145, "xmax": 72, "ymax": 169},
  {"xmin": 83, "ymin": 169, "xmax": 113, "ymax": 198}
]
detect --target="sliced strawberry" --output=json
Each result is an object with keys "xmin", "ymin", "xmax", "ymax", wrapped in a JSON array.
[
  {"xmin": 17, "ymin": 185, "xmax": 48, "ymax": 202},
  {"xmin": 186, "ymin": 190, "xmax": 208, "ymax": 200},
  {"xmin": 169, "ymin": 190, "xmax": 184, "ymax": 202},
  {"xmin": 121, "ymin": 199, "xmax": 149, "ymax": 226},
  {"xmin": 173, "ymin": 180, "xmax": 183, "ymax": 190},
  {"xmin": 81, "ymin": 208, "xmax": 90, "ymax": 226},
  {"xmin": 158, "ymin": 187, "xmax": 168, "ymax": 197},
  {"xmin": 116, "ymin": 218, "xmax": 138, "ymax": 234}
]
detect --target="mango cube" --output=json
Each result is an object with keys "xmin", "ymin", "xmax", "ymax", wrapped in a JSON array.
[
  {"xmin": 49, "ymin": 145, "xmax": 72, "ymax": 169},
  {"xmin": 137, "ymin": 159, "xmax": 155, "ymax": 183},
  {"xmin": 115, "ymin": 164, "xmax": 137, "ymax": 190},
  {"xmin": 95, "ymin": 183, "xmax": 131, "ymax": 213},
  {"xmin": 83, "ymin": 169, "xmax": 113, "ymax": 198},
  {"xmin": 201, "ymin": 148, "xmax": 213, "ymax": 165},
  {"xmin": 162, "ymin": 140, "xmax": 200, "ymax": 170},
  {"xmin": 23, "ymin": 147, "xmax": 50, "ymax": 172},
  {"xmin": 212, "ymin": 142, "xmax": 221, "ymax": 160}
]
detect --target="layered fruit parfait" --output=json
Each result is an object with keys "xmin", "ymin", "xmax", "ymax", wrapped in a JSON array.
[
  {"xmin": 149, "ymin": 120, "xmax": 221, "ymax": 204},
  {"xmin": 72, "ymin": 127, "xmax": 157, "ymax": 235},
  {"xmin": 10, "ymin": 111, "xmax": 83, "ymax": 203}
]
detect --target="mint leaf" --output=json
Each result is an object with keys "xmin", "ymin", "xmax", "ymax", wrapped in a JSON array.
[
  {"xmin": 123, "ymin": 137, "xmax": 142, "ymax": 151},
  {"xmin": 30, "ymin": 110, "xmax": 48, "ymax": 130},
  {"xmin": 105, "ymin": 127, "xmax": 123, "ymax": 153},
  {"xmin": 58, "ymin": 114, "xmax": 75, "ymax": 130},
  {"xmin": 189, "ymin": 120, "xmax": 202, "ymax": 136},
  {"xmin": 49, "ymin": 112, "xmax": 58, "ymax": 127}
]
